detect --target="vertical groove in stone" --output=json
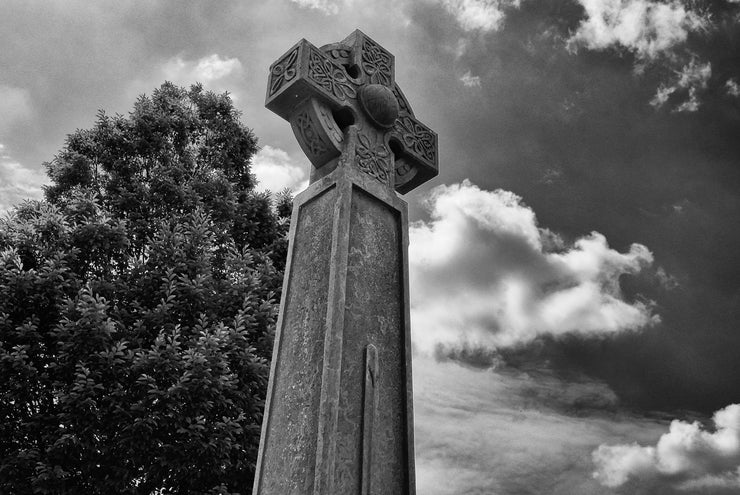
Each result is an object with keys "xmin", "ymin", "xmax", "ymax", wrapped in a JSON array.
[
  {"xmin": 314, "ymin": 179, "xmax": 352, "ymax": 495},
  {"xmin": 332, "ymin": 185, "xmax": 407, "ymax": 494},
  {"xmin": 362, "ymin": 344, "xmax": 378, "ymax": 495}
]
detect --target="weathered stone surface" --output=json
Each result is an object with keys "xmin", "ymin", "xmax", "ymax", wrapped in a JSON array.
[
  {"xmin": 257, "ymin": 186, "xmax": 336, "ymax": 494},
  {"xmin": 254, "ymin": 30, "xmax": 436, "ymax": 495}
]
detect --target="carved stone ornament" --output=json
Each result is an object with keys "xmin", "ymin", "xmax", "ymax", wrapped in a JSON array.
[
  {"xmin": 265, "ymin": 30, "xmax": 439, "ymax": 194},
  {"xmin": 359, "ymin": 84, "xmax": 400, "ymax": 129},
  {"xmin": 355, "ymin": 133, "xmax": 391, "ymax": 185},
  {"xmin": 268, "ymin": 46, "xmax": 299, "ymax": 97}
]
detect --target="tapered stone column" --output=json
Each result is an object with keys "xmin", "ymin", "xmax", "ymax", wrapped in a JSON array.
[{"xmin": 253, "ymin": 30, "xmax": 438, "ymax": 495}]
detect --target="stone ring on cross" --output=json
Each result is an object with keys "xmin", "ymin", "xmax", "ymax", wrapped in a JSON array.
[{"xmin": 265, "ymin": 30, "xmax": 438, "ymax": 194}]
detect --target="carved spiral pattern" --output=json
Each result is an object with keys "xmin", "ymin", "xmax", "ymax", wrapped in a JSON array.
[
  {"xmin": 269, "ymin": 47, "xmax": 299, "ymax": 96},
  {"xmin": 326, "ymin": 48, "xmax": 351, "ymax": 60},
  {"xmin": 296, "ymin": 111, "xmax": 328, "ymax": 156},
  {"xmin": 394, "ymin": 116, "xmax": 436, "ymax": 162},
  {"xmin": 361, "ymin": 38, "xmax": 392, "ymax": 86},
  {"xmin": 355, "ymin": 134, "xmax": 390, "ymax": 185},
  {"xmin": 308, "ymin": 49, "xmax": 357, "ymax": 101}
]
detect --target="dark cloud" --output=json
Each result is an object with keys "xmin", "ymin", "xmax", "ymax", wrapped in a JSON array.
[{"xmin": 406, "ymin": 0, "xmax": 740, "ymax": 419}]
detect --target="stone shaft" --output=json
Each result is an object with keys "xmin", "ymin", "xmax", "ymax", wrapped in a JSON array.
[{"xmin": 252, "ymin": 165, "xmax": 416, "ymax": 494}]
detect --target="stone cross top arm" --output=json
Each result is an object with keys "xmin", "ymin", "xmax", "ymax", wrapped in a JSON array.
[
  {"xmin": 265, "ymin": 30, "xmax": 438, "ymax": 194},
  {"xmin": 254, "ymin": 30, "xmax": 438, "ymax": 495}
]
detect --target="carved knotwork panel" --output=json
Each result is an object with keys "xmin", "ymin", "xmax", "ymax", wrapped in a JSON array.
[
  {"xmin": 355, "ymin": 134, "xmax": 391, "ymax": 185},
  {"xmin": 295, "ymin": 111, "xmax": 328, "ymax": 156},
  {"xmin": 269, "ymin": 46, "xmax": 299, "ymax": 97},
  {"xmin": 361, "ymin": 37, "xmax": 392, "ymax": 86},
  {"xmin": 308, "ymin": 48, "xmax": 357, "ymax": 101},
  {"xmin": 290, "ymin": 98, "xmax": 343, "ymax": 167},
  {"xmin": 393, "ymin": 116, "xmax": 436, "ymax": 164}
]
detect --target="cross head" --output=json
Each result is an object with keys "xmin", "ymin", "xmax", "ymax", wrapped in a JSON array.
[{"xmin": 265, "ymin": 30, "xmax": 438, "ymax": 194}]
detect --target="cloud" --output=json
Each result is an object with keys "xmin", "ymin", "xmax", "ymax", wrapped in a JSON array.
[
  {"xmin": 251, "ymin": 145, "xmax": 308, "ymax": 194},
  {"xmin": 161, "ymin": 54, "xmax": 243, "ymax": 86},
  {"xmin": 725, "ymin": 79, "xmax": 740, "ymax": 97},
  {"xmin": 127, "ymin": 54, "xmax": 243, "ymax": 102},
  {"xmin": 0, "ymin": 85, "xmax": 33, "ymax": 134},
  {"xmin": 568, "ymin": 0, "xmax": 707, "ymax": 60},
  {"xmin": 0, "ymin": 145, "xmax": 47, "ymax": 214},
  {"xmin": 414, "ymin": 356, "xmax": 667, "ymax": 494},
  {"xmin": 289, "ymin": 0, "xmax": 345, "ymax": 15},
  {"xmin": 650, "ymin": 59, "xmax": 712, "ymax": 111},
  {"xmin": 409, "ymin": 181, "xmax": 658, "ymax": 355},
  {"xmin": 440, "ymin": 0, "xmax": 522, "ymax": 32},
  {"xmin": 593, "ymin": 404, "xmax": 740, "ymax": 490},
  {"xmin": 459, "ymin": 70, "xmax": 482, "ymax": 87}
]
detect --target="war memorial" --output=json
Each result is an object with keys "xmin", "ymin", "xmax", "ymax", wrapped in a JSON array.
[{"xmin": 253, "ymin": 30, "xmax": 439, "ymax": 495}]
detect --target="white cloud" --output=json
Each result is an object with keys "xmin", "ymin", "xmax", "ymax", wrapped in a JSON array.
[
  {"xmin": 0, "ymin": 146, "xmax": 47, "ymax": 214},
  {"xmin": 0, "ymin": 85, "xmax": 33, "ymax": 134},
  {"xmin": 440, "ymin": 0, "xmax": 521, "ymax": 32},
  {"xmin": 251, "ymin": 145, "xmax": 308, "ymax": 194},
  {"xmin": 289, "ymin": 0, "xmax": 346, "ymax": 15},
  {"xmin": 651, "ymin": 59, "xmax": 712, "ymax": 111},
  {"xmin": 459, "ymin": 70, "xmax": 482, "ymax": 87},
  {"xmin": 593, "ymin": 404, "xmax": 740, "ymax": 490},
  {"xmin": 409, "ymin": 181, "xmax": 658, "ymax": 354},
  {"xmin": 128, "ymin": 54, "xmax": 243, "ymax": 103},
  {"xmin": 568, "ymin": 0, "xmax": 707, "ymax": 60},
  {"xmin": 726, "ymin": 79, "xmax": 740, "ymax": 97},
  {"xmin": 650, "ymin": 84, "xmax": 676, "ymax": 107},
  {"xmin": 162, "ymin": 54, "xmax": 243, "ymax": 85}
]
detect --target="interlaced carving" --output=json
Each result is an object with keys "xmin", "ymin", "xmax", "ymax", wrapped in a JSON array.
[
  {"xmin": 265, "ymin": 32, "xmax": 438, "ymax": 195},
  {"xmin": 269, "ymin": 46, "xmax": 299, "ymax": 96},
  {"xmin": 309, "ymin": 49, "xmax": 357, "ymax": 101},
  {"xmin": 295, "ymin": 111, "xmax": 328, "ymax": 156},
  {"xmin": 393, "ymin": 116, "xmax": 436, "ymax": 162},
  {"xmin": 318, "ymin": 106, "xmax": 343, "ymax": 144},
  {"xmin": 361, "ymin": 38, "xmax": 392, "ymax": 86},
  {"xmin": 355, "ymin": 134, "xmax": 390, "ymax": 185}
]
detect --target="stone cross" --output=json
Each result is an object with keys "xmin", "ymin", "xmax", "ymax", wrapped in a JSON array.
[{"xmin": 253, "ymin": 30, "xmax": 438, "ymax": 495}]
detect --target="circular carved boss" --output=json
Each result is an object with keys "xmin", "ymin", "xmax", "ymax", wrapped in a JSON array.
[{"xmin": 358, "ymin": 84, "xmax": 399, "ymax": 129}]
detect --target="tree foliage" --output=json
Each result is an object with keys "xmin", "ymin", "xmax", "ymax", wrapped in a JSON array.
[{"xmin": 0, "ymin": 83, "xmax": 292, "ymax": 493}]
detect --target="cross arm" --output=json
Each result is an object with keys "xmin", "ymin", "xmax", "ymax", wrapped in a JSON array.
[
  {"xmin": 266, "ymin": 41, "xmax": 359, "ymax": 167},
  {"xmin": 389, "ymin": 86, "xmax": 438, "ymax": 194},
  {"xmin": 266, "ymin": 40, "xmax": 359, "ymax": 120}
]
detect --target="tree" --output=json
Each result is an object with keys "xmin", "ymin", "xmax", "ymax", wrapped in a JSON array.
[{"xmin": 0, "ymin": 83, "xmax": 292, "ymax": 494}]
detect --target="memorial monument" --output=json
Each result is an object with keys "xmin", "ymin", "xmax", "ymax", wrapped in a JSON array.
[{"xmin": 253, "ymin": 30, "xmax": 438, "ymax": 495}]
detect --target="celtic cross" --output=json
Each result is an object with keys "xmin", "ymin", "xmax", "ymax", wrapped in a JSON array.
[
  {"xmin": 265, "ymin": 30, "xmax": 438, "ymax": 194},
  {"xmin": 254, "ymin": 31, "xmax": 436, "ymax": 495}
]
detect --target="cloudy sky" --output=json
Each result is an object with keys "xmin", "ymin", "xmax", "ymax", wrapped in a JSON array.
[{"xmin": 3, "ymin": 0, "xmax": 740, "ymax": 493}]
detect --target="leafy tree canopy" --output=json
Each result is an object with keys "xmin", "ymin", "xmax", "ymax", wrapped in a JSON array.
[{"xmin": 0, "ymin": 82, "xmax": 292, "ymax": 494}]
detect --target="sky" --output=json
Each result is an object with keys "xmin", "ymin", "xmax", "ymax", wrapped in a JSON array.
[{"xmin": 2, "ymin": 0, "xmax": 740, "ymax": 493}]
